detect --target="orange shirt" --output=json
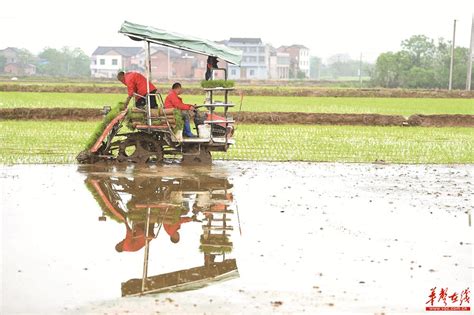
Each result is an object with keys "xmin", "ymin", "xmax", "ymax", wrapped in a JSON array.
[
  {"xmin": 164, "ymin": 90, "xmax": 192, "ymax": 110},
  {"xmin": 164, "ymin": 217, "xmax": 193, "ymax": 236},
  {"xmin": 120, "ymin": 225, "xmax": 146, "ymax": 252},
  {"xmin": 123, "ymin": 72, "xmax": 157, "ymax": 100},
  {"xmin": 119, "ymin": 224, "xmax": 155, "ymax": 252}
]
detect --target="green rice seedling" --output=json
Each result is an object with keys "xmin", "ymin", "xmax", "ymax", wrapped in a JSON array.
[
  {"xmin": 200, "ymin": 80, "xmax": 235, "ymax": 88},
  {"xmin": 1, "ymin": 92, "xmax": 472, "ymax": 116},
  {"xmin": 1, "ymin": 121, "xmax": 473, "ymax": 164},
  {"xmin": 83, "ymin": 102, "xmax": 126, "ymax": 150}
]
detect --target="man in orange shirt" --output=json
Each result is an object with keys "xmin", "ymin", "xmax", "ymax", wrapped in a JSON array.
[
  {"xmin": 115, "ymin": 222, "xmax": 155, "ymax": 252},
  {"xmin": 164, "ymin": 216, "xmax": 193, "ymax": 243},
  {"xmin": 164, "ymin": 82, "xmax": 196, "ymax": 137},
  {"xmin": 117, "ymin": 71, "xmax": 158, "ymax": 109}
]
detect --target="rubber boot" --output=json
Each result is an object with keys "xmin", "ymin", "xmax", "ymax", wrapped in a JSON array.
[{"xmin": 183, "ymin": 120, "xmax": 196, "ymax": 138}]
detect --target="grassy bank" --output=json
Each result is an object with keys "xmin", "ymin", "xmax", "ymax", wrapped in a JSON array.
[
  {"xmin": 1, "ymin": 92, "xmax": 473, "ymax": 116},
  {"xmin": 0, "ymin": 121, "xmax": 472, "ymax": 164}
]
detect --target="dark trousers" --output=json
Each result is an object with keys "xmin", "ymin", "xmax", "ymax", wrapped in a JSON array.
[{"xmin": 136, "ymin": 89, "xmax": 158, "ymax": 109}]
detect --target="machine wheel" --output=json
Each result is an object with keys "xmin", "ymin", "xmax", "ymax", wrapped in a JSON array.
[
  {"xmin": 76, "ymin": 150, "xmax": 99, "ymax": 164},
  {"xmin": 117, "ymin": 133, "xmax": 163, "ymax": 164},
  {"xmin": 182, "ymin": 145, "xmax": 212, "ymax": 165}
]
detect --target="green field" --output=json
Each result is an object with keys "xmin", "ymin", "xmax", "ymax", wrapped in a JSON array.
[
  {"xmin": 0, "ymin": 80, "xmax": 369, "ymax": 88},
  {"xmin": 1, "ymin": 121, "xmax": 472, "ymax": 164},
  {"xmin": 0, "ymin": 81, "xmax": 122, "ymax": 87},
  {"xmin": 0, "ymin": 92, "xmax": 473, "ymax": 116}
]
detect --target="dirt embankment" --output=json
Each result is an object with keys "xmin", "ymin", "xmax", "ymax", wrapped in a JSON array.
[
  {"xmin": 1, "ymin": 108, "xmax": 474, "ymax": 127},
  {"xmin": 407, "ymin": 114, "xmax": 474, "ymax": 127},
  {"xmin": 1, "ymin": 84, "xmax": 474, "ymax": 98},
  {"xmin": 234, "ymin": 112, "xmax": 407, "ymax": 126},
  {"xmin": 0, "ymin": 108, "xmax": 101, "ymax": 121}
]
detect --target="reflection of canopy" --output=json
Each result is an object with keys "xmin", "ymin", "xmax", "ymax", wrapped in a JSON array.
[
  {"xmin": 119, "ymin": 21, "xmax": 242, "ymax": 65},
  {"xmin": 122, "ymin": 259, "xmax": 238, "ymax": 297}
]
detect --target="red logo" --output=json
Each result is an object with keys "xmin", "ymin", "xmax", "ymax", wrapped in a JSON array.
[{"xmin": 426, "ymin": 287, "xmax": 471, "ymax": 311}]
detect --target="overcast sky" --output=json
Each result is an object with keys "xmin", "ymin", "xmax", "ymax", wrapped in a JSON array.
[{"xmin": 1, "ymin": 0, "xmax": 472, "ymax": 62}]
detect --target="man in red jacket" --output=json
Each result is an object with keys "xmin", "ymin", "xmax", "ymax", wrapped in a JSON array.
[
  {"xmin": 164, "ymin": 216, "xmax": 193, "ymax": 243},
  {"xmin": 164, "ymin": 82, "xmax": 196, "ymax": 137},
  {"xmin": 115, "ymin": 222, "xmax": 155, "ymax": 252},
  {"xmin": 117, "ymin": 71, "xmax": 157, "ymax": 109}
]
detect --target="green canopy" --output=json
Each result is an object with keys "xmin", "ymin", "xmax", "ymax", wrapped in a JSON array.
[{"xmin": 119, "ymin": 21, "xmax": 242, "ymax": 65}]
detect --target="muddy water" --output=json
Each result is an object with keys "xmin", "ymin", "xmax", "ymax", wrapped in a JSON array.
[{"xmin": 1, "ymin": 162, "xmax": 472, "ymax": 314}]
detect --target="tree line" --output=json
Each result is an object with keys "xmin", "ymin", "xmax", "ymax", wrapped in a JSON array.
[
  {"xmin": 0, "ymin": 47, "xmax": 90, "ymax": 77},
  {"xmin": 371, "ymin": 35, "xmax": 471, "ymax": 89},
  {"xmin": 311, "ymin": 35, "xmax": 472, "ymax": 89}
]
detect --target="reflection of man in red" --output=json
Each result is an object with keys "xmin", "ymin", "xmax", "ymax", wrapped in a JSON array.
[
  {"xmin": 115, "ymin": 223, "xmax": 155, "ymax": 252},
  {"xmin": 164, "ymin": 217, "xmax": 192, "ymax": 243}
]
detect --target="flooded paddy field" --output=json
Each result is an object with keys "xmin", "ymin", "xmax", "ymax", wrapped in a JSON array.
[{"xmin": 1, "ymin": 161, "xmax": 472, "ymax": 314}]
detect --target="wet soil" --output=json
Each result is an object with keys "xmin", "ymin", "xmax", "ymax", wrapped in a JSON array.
[
  {"xmin": 2, "ymin": 83, "xmax": 474, "ymax": 98},
  {"xmin": 1, "ymin": 161, "xmax": 471, "ymax": 314},
  {"xmin": 2, "ymin": 108, "xmax": 474, "ymax": 127}
]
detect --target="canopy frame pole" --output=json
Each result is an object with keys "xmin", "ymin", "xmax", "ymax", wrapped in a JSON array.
[
  {"xmin": 141, "ymin": 207, "xmax": 152, "ymax": 293},
  {"xmin": 145, "ymin": 41, "xmax": 152, "ymax": 127}
]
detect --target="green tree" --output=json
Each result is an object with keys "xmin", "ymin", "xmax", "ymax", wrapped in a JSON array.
[
  {"xmin": 372, "ymin": 35, "xmax": 470, "ymax": 89},
  {"xmin": 37, "ymin": 47, "xmax": 90, "ymax": 77},
  {"xmin": 403, "ymin": 67, "xmax": 436, "ymax": 88},
  {"xmin": 372, "ymin": 51, "xmax": 411, "ymax": 87},
  {"xmin": 433, "ymin": 39, "xmax": 469, "ymax": 89},
  {"xmin": 296, "ymin": 70, "xmax": 306, "ymax": 79},
  {"xmin": 17, "ymin": 48, "xmax": 35, "ymax": 65},
  {"xmin": 322, "ymin": 54, "xmax": 373, "ymax": 80},
  {"xmin": 67, "ymin": 48, "xmax": 91, "ymax": 77},
  {"xmin": 401, "ymin": 35, "xmax": 436, "ymax": 67},
  {"xmin": 38, "ymin": 48, "xmax": 65, "ymax": 76}
]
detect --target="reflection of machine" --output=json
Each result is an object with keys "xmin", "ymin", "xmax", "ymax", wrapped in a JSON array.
[{"xmin": 82, "ymin": 166, "xmax": 240, "ymax": 296}]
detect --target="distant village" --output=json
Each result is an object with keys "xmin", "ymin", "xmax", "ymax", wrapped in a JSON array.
[{"xmin": 0, "ymin": 38, "xmax": 312, "ymax": 80}]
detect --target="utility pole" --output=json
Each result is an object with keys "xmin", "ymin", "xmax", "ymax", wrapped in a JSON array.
[
  {"xmin": 466, "ymin": 15, "xmax": 474, "ymax": 91},
  {"xmin": 448, "ymin": 19, "xmax": 457, "ymax": 90},
  {"xmin": 358, "ymin": 52, "xmax": 363, "ymax": 89}
]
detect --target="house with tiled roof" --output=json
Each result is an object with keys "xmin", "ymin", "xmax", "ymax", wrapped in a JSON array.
[{"xmin": 0, "ymin": 47, "xmax": 37, "ymax": 76}]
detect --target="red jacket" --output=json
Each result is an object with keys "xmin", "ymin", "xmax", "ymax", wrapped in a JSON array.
[
  {"xmin": 123, "ymin": 72, "xmax": 157, "ymax": 100},
  {"xmin": 118, "ymin": 224, "xmax": 155, "ymax": 252},
  {"xmin": 120, "ymin": 225, "xmax": 146, "ymax": 252},
  {"xmin": 164, "ymin": 217, "xmax": 192, "ymax": 236},
  {"xmin": 164, "ymin": 90, "xmax": 192, "ymax": 110}
]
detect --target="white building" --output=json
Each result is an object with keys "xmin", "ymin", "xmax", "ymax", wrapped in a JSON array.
[
  {"xmin": 268, "ymin": 46, "xmax": 290, "ymax": 80},
  {"xmin": 225, "ymin": 38, "xmax": 268, "ymax": 80},
  {"xmin": 277, "ymin": 45, "xmax": 310, "ymax": 78},
  {"xmin": 296, "ymin": 45, "xmax": 310, "ymax": 78},
  {"xmin": 90, "ymin": 46, "xmax": 141, "ymax": 78}
]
